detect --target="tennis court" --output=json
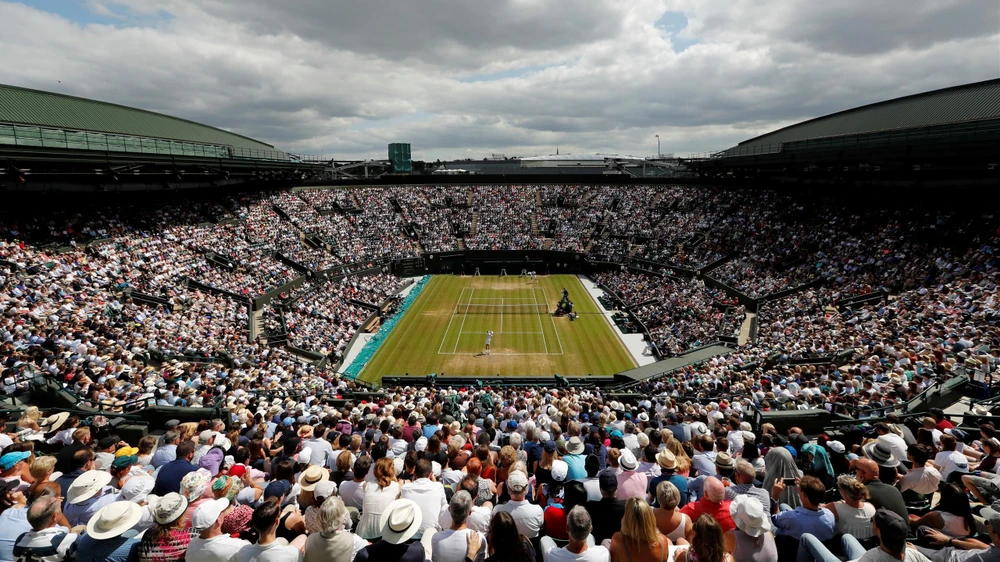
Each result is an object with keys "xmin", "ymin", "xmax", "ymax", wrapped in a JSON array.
[{"xmin": 359, "ymin": 274, "xmax": 636, "ymax": 381}]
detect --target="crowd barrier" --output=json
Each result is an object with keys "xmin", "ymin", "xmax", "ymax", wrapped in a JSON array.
[{"xmin": 342, "ymin": 275, "xmax": 431, "ymax": 380}]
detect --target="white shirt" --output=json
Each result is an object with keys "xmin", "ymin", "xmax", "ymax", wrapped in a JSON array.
[
  {"xmin": 877, "ymin": 433, "xmax": 908, "ymax": 464},
  {"xmin": 898, "ymin": 465, "xmax": 942, "ymax": 495},
  {"xmin": 545, "ymin": 545, "xmax": 611, "ymax": 562},
  {"xmin": 440, "ymin": 505, "xmax": 492, "ymax": 533},
  {"xmin": 431, "ymin": 528, "xmax": 487, "ymax": 562},
  {"xmin": 339, "ymin": 480, "xmax": 366, "ymax": 509},
  {"xmin": 231, "ymin": 540, "xmax": 303, "ymax": 562},
  {"xmin": 186, "ymin": 534, "xmax": 251, "ymax": 562},
  {"xmin": 400, "ymin": 478, "xmax": 448, "ymax": 538},
  {"xmin": 492, "ymin": 500, "xmax": 544, "ymax": 538},
  {"xmin": 933, "ymin": 450, "xmax": 969, "ymax": 481}
]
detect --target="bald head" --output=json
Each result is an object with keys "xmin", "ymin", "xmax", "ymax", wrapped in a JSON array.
[
  {"xmin": 704, "ymin": 476, "xmax": 725, "ymax": 503},
  {"xmin": 855, "ymin": 458, "xmax": 878, "ymax": 483}
]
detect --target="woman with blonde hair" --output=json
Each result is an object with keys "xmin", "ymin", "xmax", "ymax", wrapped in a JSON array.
[
  {"xmin": 822, "ymin": 474, "xmax": 876, "ymax": 542},
  {"xmin": 665, "ymin": 438, "xmax": 689, "ymax": 464},
  {"xmin": 609, "ymin": 497, "xmax": 671, "ymax": 562},
  {"xmin": 176, "ymin": 422, "xmax": 198, "ymax": 444},
  {"xmin": 652, "ymin": 481, "xmax": 691, "ymax": 544},
  {"xmin": 677, "ymin": 514, "xmax": 733, "ymax": 562},
  {"xmin": 17, "ymin": 407, "xmax": 41, "ymax": 429},
  {"xmin": 355, "ymin": 457, "xmax": 401, "ymax": 540}
]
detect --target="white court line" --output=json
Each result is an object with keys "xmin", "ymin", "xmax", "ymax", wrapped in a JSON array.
[
  {"xmin": 438, "ymin": 287, "xmax": 466, "ymax": 354},
  {"xmin": 500, "ymin": 297, "xmax": 503, "ymax": 334},
  {"xmin": 453, "ymin": 287, "xmax": 474, "ymax": 353},
  {"xmin": 533, "ymin": 287, "xmax": 549, "ymax": 354},
  {"xmin": 542, "ymin": 287, "xmax": 565, "ymax": 354}
]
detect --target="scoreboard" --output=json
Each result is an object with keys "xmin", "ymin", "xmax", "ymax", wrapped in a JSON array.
[{"xmin": 395, "ymin": 257, "xmax": 426, "ymax": 277}]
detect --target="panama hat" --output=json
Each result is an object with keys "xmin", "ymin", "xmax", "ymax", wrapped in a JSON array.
[
  {"xmin": 656, "ymin": 449, "xmax": 677, "ymax": 470},
  {"xmin": 619, "ymin": 449, "xmax": 639, "ymax": 471},
  {"xmin": 86, "ymin": 501, "xmax": 142, "ymax": 540},
  {"xmin": 67, "ymin": 470, "xmax": 113, "ymax": 505},
  {"xmin": 297, "ymin": 465, "xmax": 329, "ymax": 492},
  {"xmin": 730, "ymin": 495, "xmax": 768, "ymax": 538},
  {"xmin": 379, "ymin": 498, "xmax": 423, "ymax": 544}
]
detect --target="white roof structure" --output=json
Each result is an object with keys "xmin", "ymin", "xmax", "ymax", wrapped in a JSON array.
[{"xmin": 520, "ymin": 153, "xmax": 646, "ymax": 168}]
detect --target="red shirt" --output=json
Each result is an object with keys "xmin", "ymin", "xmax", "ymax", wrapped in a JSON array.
[
  {"xmin": 680, "ymin": 498, "xmax": 736, "ymax": 533},
  {"xmin": 544, "ymin": 505, "xmax": 568, "ymax": 539},
  {"xmin": 936, "ymin": 419, "xmax": 954, "ymax": 431}
]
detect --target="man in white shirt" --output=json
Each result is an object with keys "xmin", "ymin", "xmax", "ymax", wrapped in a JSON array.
[
  {"xmin": 897, "ymin": 444, "xmax": 941, "ymax": 498},
  {"xmin": 339, "ymin": 457, "xmax": 370, "ymax": 510},
  {"xmin": 542, "ymin": 506, "xmax": 610, "ymax": 562},
  {"xmin": 492, "ymin": 471, "xmax": 543, "ymax": 539},
  {"xmin": 187, "ymin": 498, "xmax": 251, "ymax": 562},
  {"xmin": 932, "ymin": 434, "xmax": 969, "ymax": 482},
  {"xmin": 432, "ymin": 491, "xmax": 487, "ymax": 562},
  {"xmin": 401, "ymin": 459, "xmax": 447, "ymax": 539},
  {"xmin": 232, "ymin": 498, "xmax": 304, "ymax": 562},
  {"xmin": 875, "ymin": 423, "xmax": 908, "ymax": 465},
  {"xmin": 440, "ymin": 477, "xmax": 493, "ymax": 532}
]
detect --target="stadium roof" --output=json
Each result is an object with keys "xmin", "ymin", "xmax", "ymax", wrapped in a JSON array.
[
  {"xmin": 0, "ymin": 84, "xmax": 274, "ymax": 151},
  {"xmin": 726, "ymin": 79, "xmax": 1000, "ymax": 156}
]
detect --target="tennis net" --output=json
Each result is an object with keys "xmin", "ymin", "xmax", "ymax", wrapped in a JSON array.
[{"xmin": 454, "ymin": 303, "xmax": 550, "ymax": 315}]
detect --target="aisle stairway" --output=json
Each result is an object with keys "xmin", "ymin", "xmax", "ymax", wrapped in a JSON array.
[
  {"xmin": 470, "ymin": 212, "xmax": 479, "ymax": 236},
  {"xmin": 531, "ymin": 213, "xmax": 539, "ymax": 236},
  {"xmin": 738, "ymin": 312, "xmax": 756, "ymax": 346},
  {"xmin": 250, "ymin": 308, "xmax": 263, "ymax": 340}
]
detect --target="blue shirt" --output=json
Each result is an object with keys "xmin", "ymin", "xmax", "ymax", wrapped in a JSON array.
[
  {"xmin": 691, "ymin": 451, "xmax": 717, "ymax": 478},
  {"xmin": 149, "ymin": 444, "xmax": 176, "ymax": 469},
  {"xmin": 422, "ymin": 425, "xmax": 440, "ymax": 439},
  {"xmin": 151, "ymin": 458, "xmax": 197, "ymax": 496},
  {"xmin": 74, "ymin": 534, "xmax": 139, "ymax": 562},
  {"xmin": 0, "ymin": 507, "xmax": 30, "ymax": 562},
  {"xmin": 647, "ymin": 474, "xmax": 689, "ymax": 508},
  {"xmin": 563, "ymin": 454, "xmax": 587, "ymax": 481},
  {"xmin": 773, "ymin": 506, "xmax": 835, "ymax": 541}
]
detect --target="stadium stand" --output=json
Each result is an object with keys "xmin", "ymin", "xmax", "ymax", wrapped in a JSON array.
[{"xmin": 0, "ymin": 80, "xmax": 999, "ymax": 562}]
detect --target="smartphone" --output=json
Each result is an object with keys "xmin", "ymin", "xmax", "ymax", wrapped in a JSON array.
[{"xmin": 782, "ymin": 477, "xmax": 797, "ymax": 486}]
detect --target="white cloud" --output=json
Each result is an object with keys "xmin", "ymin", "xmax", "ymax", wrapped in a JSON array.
[{"xmin": 0, "ymin": 0, "xmax": 996, "ymax": 160}]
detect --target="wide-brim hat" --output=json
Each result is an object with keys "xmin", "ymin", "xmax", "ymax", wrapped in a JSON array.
[
  {"xmin": 297, "ymin": 465, "xmax": 329, "ymax": 492},
  {"xmin": 67, "ymin": 470, "xmax": 113, "ymax": 505},
  {"xmin": 379, "ymin": 498, "xmax": 423, "ymax": 544},
  {"xmin": 730, "ymin": 495, "xmax": 768, "ymax": 538},
  {"xmin": 863, "ymin": 441, "xmax": 899, "ymax": 468},
  {"xmin": 566, "ymin": 437, "xmax": 585, "ymax": 455},
  {"xmin": 42, "ymin": 412, "xmax": 70, "ymax": 432},
  {"xmin": 86, "ymin": 501, "xmax": 142, "ymax": 540}
]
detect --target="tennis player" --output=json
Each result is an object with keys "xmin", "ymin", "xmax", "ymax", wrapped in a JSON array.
[{"xmin": 485, "ymin": 330, "xmax": 494, "ymax": 355}]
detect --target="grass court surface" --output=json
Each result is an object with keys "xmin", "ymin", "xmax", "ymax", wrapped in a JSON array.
[{"xmin": 359, "ymin": 274, "xmax": 636, "ymax": 382}]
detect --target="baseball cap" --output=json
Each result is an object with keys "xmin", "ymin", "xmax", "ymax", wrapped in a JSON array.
[
  {"xmin": 506, "ymin": 471, "xmax": 529, "ymax": 493},
  {"xmin": 111, "ymin": 455, "xmax": 138, "ymax": 471},
  {"xmin": 191, "ymin": 498, "xmax": 229, "ymax": 531},
  {"xmin": 598, "ymin": 469, "xmax": 618, "ymax": 492},
  {"xmin": 982, "ymin": 506, "xmax": 1000, "ymax": 536},
  {"xmin": 543, "ymin": 440, "xmax": 557, "ymax": 453},
  {"xmin": 98, "ymin": 436, "xmax": 120, "ymax": 449},
  {"xmin": 551, "ymin": 459, "xmax": 568, "ymax": 482},
  {"xmin": 264, "ymin": 480, "xmax": 290, "ymax": 499},
  {"xmin": 873, "ymin": 509, "xmax": 908, "ymax": 553},
  {"xmin": 0, "ymin": 451, "xmax": 30, "ymax": 471}
]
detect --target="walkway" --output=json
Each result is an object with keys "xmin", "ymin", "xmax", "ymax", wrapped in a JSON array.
[{"xmin": 576, "ymin": 275, "xmax": 658, "ymax": 367}]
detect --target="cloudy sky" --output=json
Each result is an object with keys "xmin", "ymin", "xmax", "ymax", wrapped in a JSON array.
[{"xmin": 1, "ymin": 1, "xmax": 998, "ymax": 160}]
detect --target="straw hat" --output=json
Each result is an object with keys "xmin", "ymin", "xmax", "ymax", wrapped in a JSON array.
[
  {"xmin": 86, "ymin": 501, "xmax": 142, "ymax": 540},
  {"xmin": 297, "ymin": 465, "xmax": 329, "ymax": 492}
]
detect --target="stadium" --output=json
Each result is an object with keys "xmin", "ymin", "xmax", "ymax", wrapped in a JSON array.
[{"xmin": 3, "ymin": 71, "xmax": 1000, "ymax": 562}]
